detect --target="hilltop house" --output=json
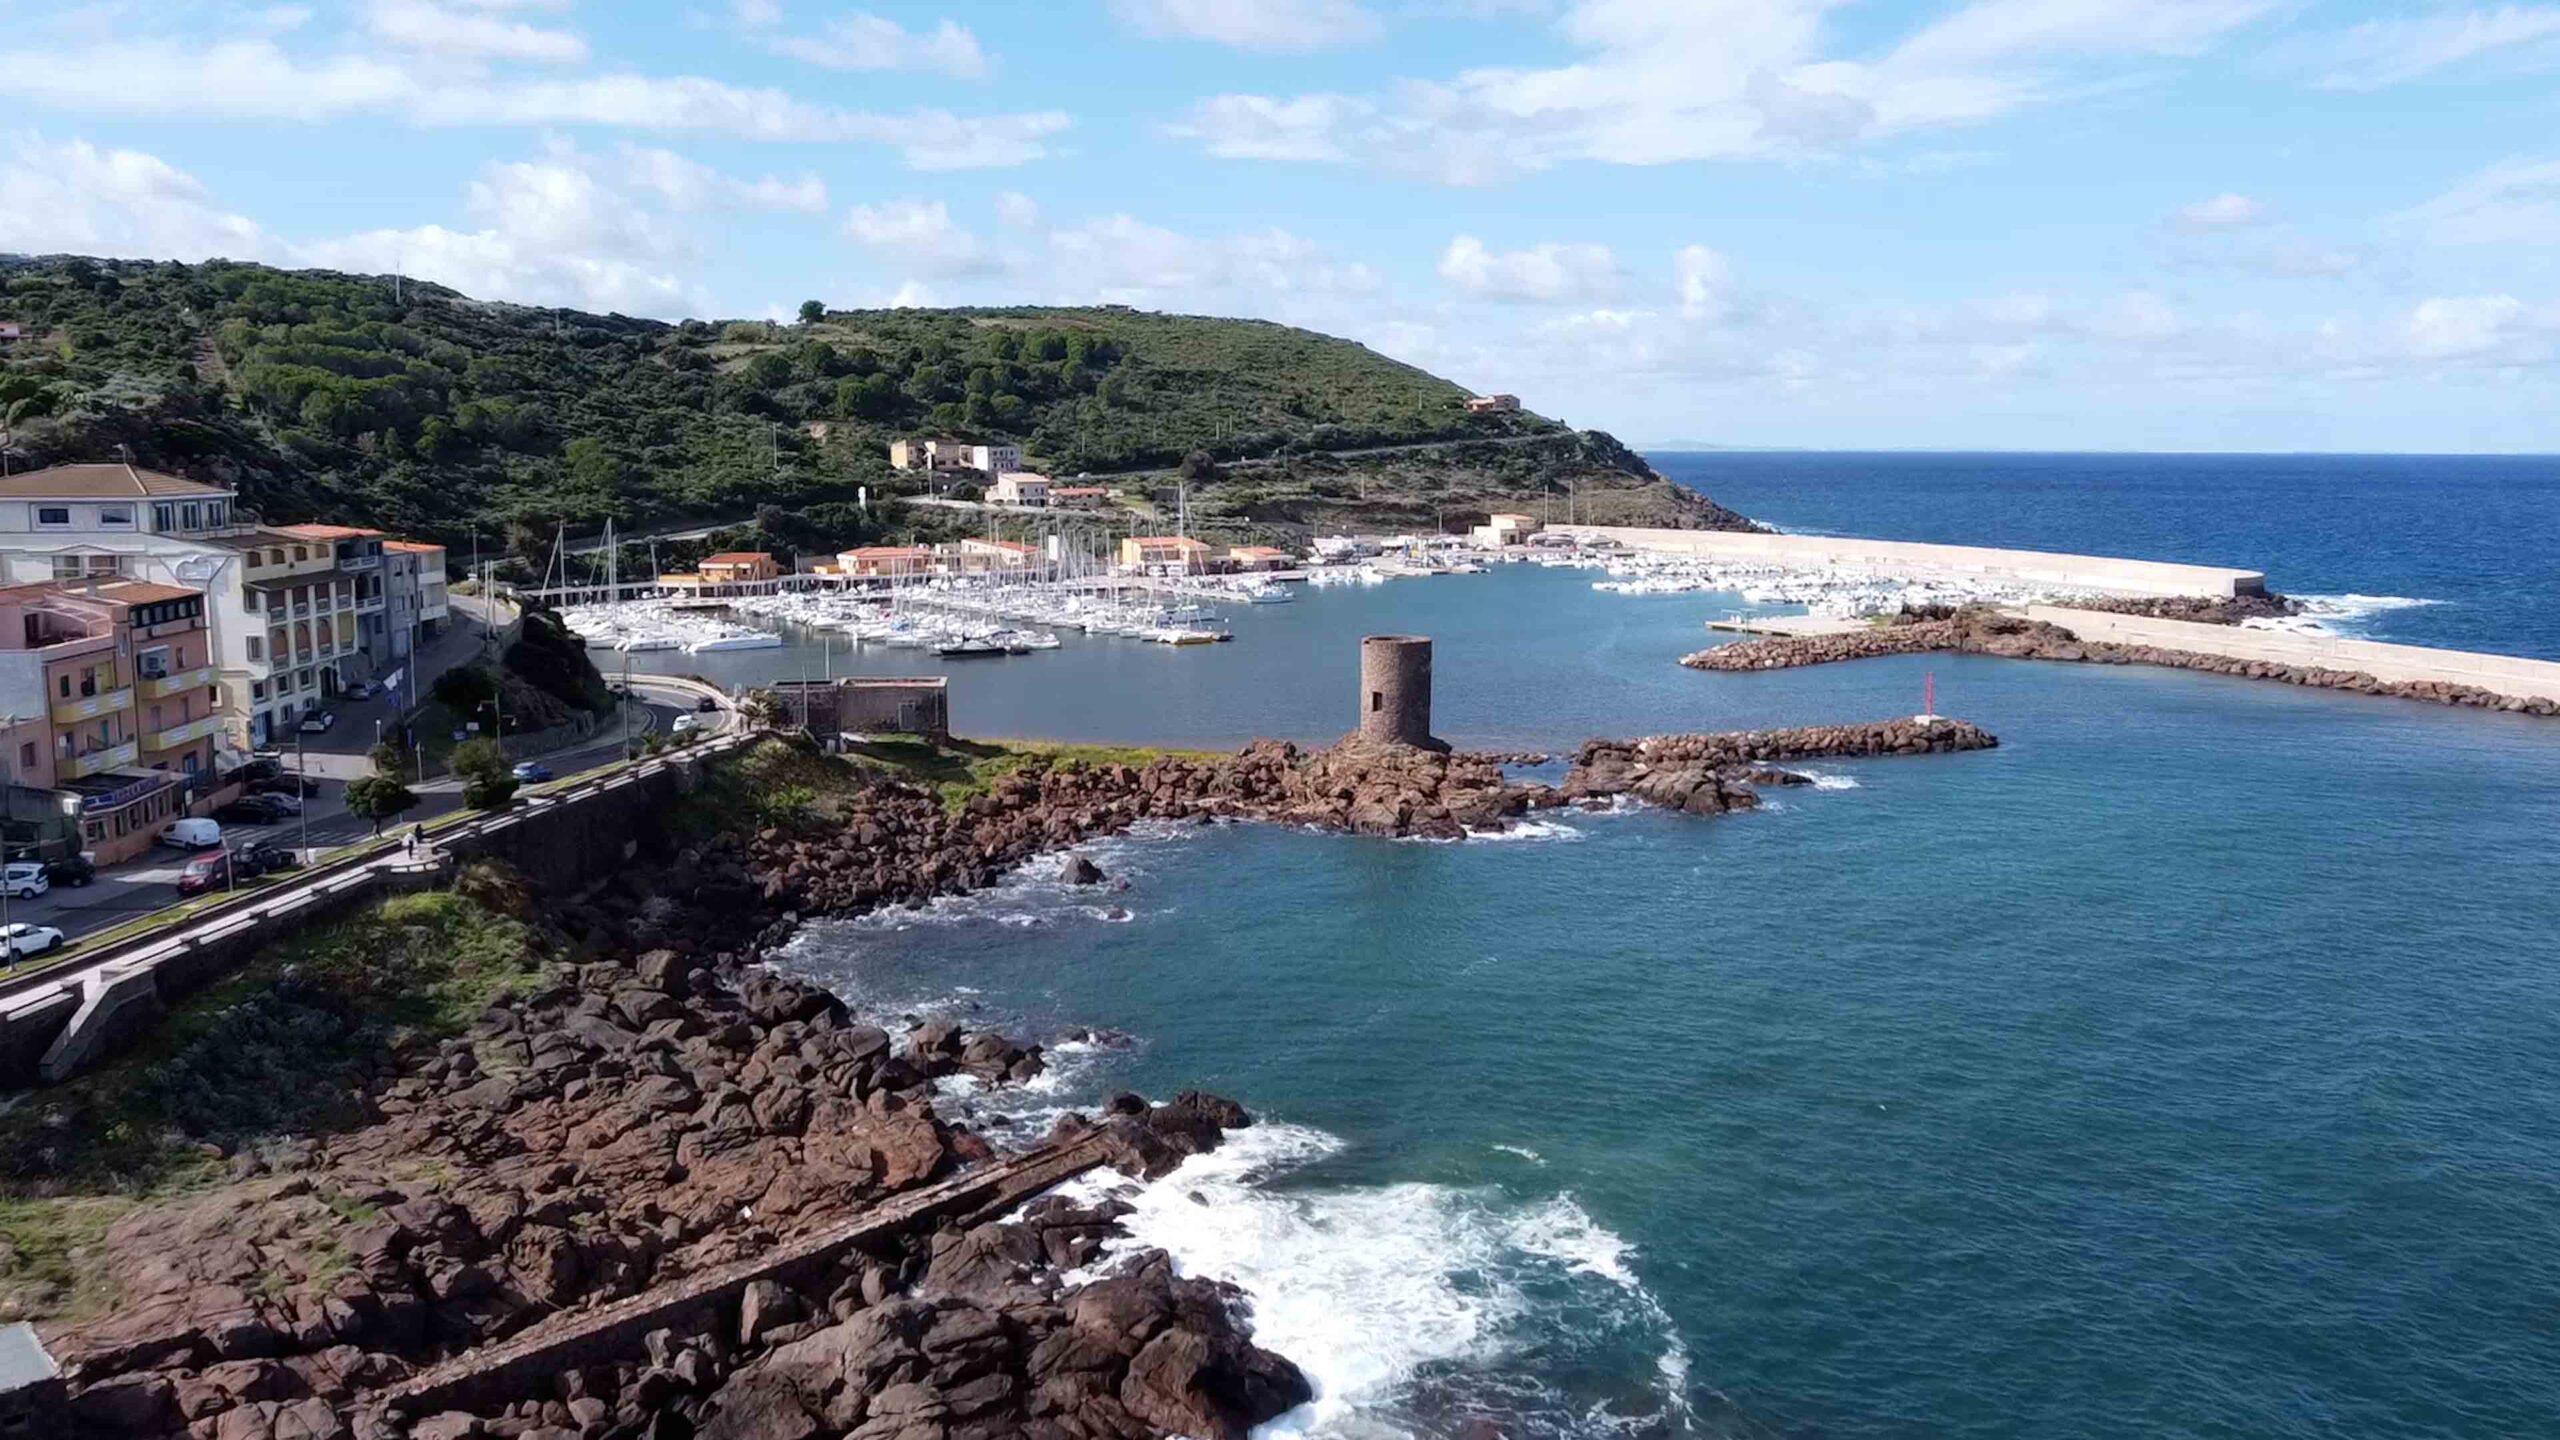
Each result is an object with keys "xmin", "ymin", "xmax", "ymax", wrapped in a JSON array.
[
  {"xmin": 1466, "ymin": 394, "xmax": 1521, "ymax": 413},
  {"xmin": 988, "ymin": 472, "xmax": 1051, "ymax": 507},
  {"xmin": 699, "ymin": 552, "xmax": 780, "ymax": 584}
]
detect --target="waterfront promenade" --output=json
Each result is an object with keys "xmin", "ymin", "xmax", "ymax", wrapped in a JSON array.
[{"xmin": 1557, "ymin": 524, "xmax": 2270, "ymax": 598}]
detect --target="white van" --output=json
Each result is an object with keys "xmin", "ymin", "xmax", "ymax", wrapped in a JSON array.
[{"xmin": 164, "ymin": 817, "xmax": 223, "ymax": 849}]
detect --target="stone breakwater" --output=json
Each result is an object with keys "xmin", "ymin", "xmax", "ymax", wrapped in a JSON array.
[
  {"xmin": 1561, "ymin": 719, "xmax": 2001, "ymax": 816},
  {"xmin": 1685, "ymin": 611, "xmax": 2560, "ymax": 717}
]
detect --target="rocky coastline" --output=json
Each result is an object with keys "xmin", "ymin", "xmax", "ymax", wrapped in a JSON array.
[
  {"xmin": 29, "ymin": 725, "xmax": 2003, "ymax": 1439},
  {"xmin": 1684, "ymin": 609, "xmax": 2560, "ymax": 717}
]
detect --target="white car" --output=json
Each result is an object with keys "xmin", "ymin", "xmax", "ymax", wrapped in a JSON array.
[
  {"xmin": 670, "ymin": 714, "xmax": 699, "ymax": 735},
  {"xmin": 0, "ymin": 862, "xmax": 48, "ymax": 900},
  {"xmin": 1, "ymin": 921, "xmax": 62, "ymax": 957}
]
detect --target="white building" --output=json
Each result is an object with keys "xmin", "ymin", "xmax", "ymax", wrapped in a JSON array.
[
  {"xmin": 965, "ymin": 444, "xmax": 1022, "ymax": 475},
  {"xmin": 0, "ymin": 464, "xmax": 368, "ymax": 749},
  {"xmin": 987, "ymin": 471, "xmax": 1051, "ymax": 507}
]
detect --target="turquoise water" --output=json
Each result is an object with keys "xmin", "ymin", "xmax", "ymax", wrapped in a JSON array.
[{"xmin": 721, "ymin": 455, "xmax": 2560, "ymax": 1437}]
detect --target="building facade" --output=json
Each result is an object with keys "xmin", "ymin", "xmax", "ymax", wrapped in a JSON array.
[
  {"xmin": 964, "ymin": 444, "xmax": 1023, "ymax": 475},
  {"xmin": 1119, "ymin": 536, "xmax": 1214, "ymax": 572},
  {"xmin": 0, "ymin": 580, "xmax": 219, "ymax": 863},
  {"xmin": 987, "ymin": 472, "xmax": 1051, "ymax": 507}
]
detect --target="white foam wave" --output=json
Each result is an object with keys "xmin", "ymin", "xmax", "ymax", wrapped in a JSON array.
[
  {"xmin": 1065, "ymin": 1121, "xmax": 1687, "ymax": 1437},
  {"xmin": 1794, "ymin": 769, "xmax": 1861, "ymax": 791},
  {"xmin": 1468, "ymin": 819, "xmax": 1587, "ymax": 843},
  {"xmin": 2248, "ymin": 593, "xmax": 2443, "ymax": 638},
  {"xmin": 1491, "ymin": 1144, "xmax": 1546, "ymax": 1164}
]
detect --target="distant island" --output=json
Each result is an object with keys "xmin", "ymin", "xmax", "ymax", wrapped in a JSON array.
[{"xmin": 0, "ymin": 256, "xmax": 1753, "ymax": 576}]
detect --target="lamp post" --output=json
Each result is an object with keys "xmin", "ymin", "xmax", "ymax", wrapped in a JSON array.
[{"xmin": 295, "ymin": 725, "xmax": 311, "ymax": 864}]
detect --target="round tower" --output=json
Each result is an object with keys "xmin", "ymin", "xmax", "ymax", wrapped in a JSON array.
[{"xmin": 1358, "ymin": 635, "xmax": 1444, "ymax": 750}]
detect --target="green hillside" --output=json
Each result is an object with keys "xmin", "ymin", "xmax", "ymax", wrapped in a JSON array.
[{"xmin": 0, "ymin": 256, "xmax": 1747, "ymax": 552}]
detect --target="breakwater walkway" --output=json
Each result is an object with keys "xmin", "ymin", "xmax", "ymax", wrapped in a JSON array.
[
  {"xmin": 1556, "ymin": 525, "xmax": 2269, "ymax": 599},
  {"xmin": 377, "ymin": 1130, "xmax": 1116, "ymax": 1420}
]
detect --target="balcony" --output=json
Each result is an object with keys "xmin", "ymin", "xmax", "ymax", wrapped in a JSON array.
[
  {"xmin": 52, "ymin": 687, "xmax": 133, "ymax": 725},
  {"xmin": 144, "ymin": 714, "xmax": 221, "ymax": 753},
  {"xmin": 59, "ymin": 740, "xmax": 140, "ymax": 780},
  {"xmin": 140, "ymin": 665, "xmax": 216, "ymax": 699}
]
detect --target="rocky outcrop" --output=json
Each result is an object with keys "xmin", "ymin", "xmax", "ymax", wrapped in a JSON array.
[
  {"xmin": 1563, "ymin": 718, "xmax": 1998, "ymax": 814},
  {"xmin": 1685, "ymin": 608, "xmax": 2560, "ymax": 717}
]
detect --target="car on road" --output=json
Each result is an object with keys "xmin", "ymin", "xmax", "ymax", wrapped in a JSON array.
[
  {"xmin": 239, "ymin": 842, "xmax": 299, "ymax": 877},
  {"xmin": 249, "ymin": 773, "xmax": 321, "ymax": 798},
  {"xmin": 346, "ymin": 679, "xmax": 379, "ymax": 700},
  {"xmin": 43, "ymin": 855, "xmax": 95, "ymax": 888},
  {"xmin": 176, "ymin": 850, "xmax": 238, "ymax": 896},
  {"xmin": 298, "ymin": 709, "xmax": 337, "ymax": 734},
  {"xmin": 670, "ymin": 714, "xmax": 699, "ymax": 735},
  {"xmin": 218, "ymin": 794, "xmax": 291, "ymax": 825},
  {"xmin": 259, "ymin": 790, "xmax": 306, "ymax": 815},
  {"xmin": 510, "ymin": 760, "xmax": 553, "ymax": 783},
  {"xmin": 1, "ymin": 922, "xmax": 64, "ymax": 959},
  {"xmin": 694, "ymin": 697, "xmax": 720, "ymax": 712},
  {"xmin": 1, "ymin": 862, "xmax": 48, "ymax": 900},
  {"xmin": 164, "ymin": 817, "xmax": 223, "ymax": 849}
]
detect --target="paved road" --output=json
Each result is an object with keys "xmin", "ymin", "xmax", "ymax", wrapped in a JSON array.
[{"xmin": 0, "ymin": 680, "xmax": 723, "ymax": 947}]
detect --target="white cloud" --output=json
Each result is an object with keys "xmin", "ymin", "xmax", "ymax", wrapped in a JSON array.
[
  {"xmin": 2403, "ymin": 295, "xmax": 2526, "ymax": 358},
  {"xmin": 992, "ymin": 191, "xmax": 1042, "ymax": 228},
  {"xmin": 2166, "ymin": 191, "xmax": 2267, "ymax": 231},
  {"xmin": 759, "ymin": 12, "xmax": 991, "ymax": 80},
  {"xmin": 363, "ymin": 0, "xmax": 588, "ymax": 64},
  {"xmin": 1045, "ymin": 216, "xmax": 1383, "ymax": 307},
  {"xmin": 1169, "ymin": 93, "xmax": 1366, "ymax": 162},
  {"xmin": 1437, "ymin": 235, "xmax": 1620, "ymax": 303},
  {"xmin": 2396, "ymin": 156, "xmax": 2560, "ymax": 247},
  {"xmin": 2091, "ymin": 289, "xmax": 2184, "ymax": 342},
  {"xmin": 618, "ymin": 145, "xmax": 827, "ymax": 213},
  {"xmin": 0, "ymin": 37, "xmax": 1066, "ymax": 168},
  {"xmin": 1110, "ymin": 0, "xmax": 1383, "ymax": 52},
  {"xmin": 842, "ymin": 198, "xmax": 1000, "ymax": 276},
  {"xmin": 1174, "ymin": 0, "xmax": 2275, "ymax": 182},
  {"xmin": 2285, "ymin": 6, "xmax": 2560, "ymax": 90},
  {"xmin": 0, "ymin": 132, "xmax": 273, "ymax": 262},
  {"xmin": 730, "ymin": 0, "xmax": 783, "ymax": 25},
  {"xmin": 1674, "ymin": 244, "xmax": 1735, "ymax": 322}
]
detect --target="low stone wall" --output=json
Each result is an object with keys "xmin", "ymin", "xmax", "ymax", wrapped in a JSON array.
[{"xmin": 2022, "ymin": 606, "xmax": 2560, "ymax": 704}]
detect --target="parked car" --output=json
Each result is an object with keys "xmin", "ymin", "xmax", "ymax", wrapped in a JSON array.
[
  {"xmin": 231, "ymin": 758, "xmax": 280, "ymax": 785},
  {"xmin": 249, "ymin": 773, "xmax": 321, "ymax": 798},
  {"xmin": 42, "ymin": 855, "xmax": 95, "ymax": 888},
  {"xmin": 259, "ymin": 790, "xmax": 306, "ymax": 815},
  {"xmin": 176, "ymin": 851, "xmax": 236, "ymax": 896},
  {"xmin": 510, "ymin": 760, "xmax": 553, "ymax": 783},
  {"xmin": 298, "ymin": 710, "xmax": 337, "ymax": 734},
  {"xmin": 163, "ymin": 817, "xmax": 223, "ymax": 849},
  {"xmin": 217, "ymin": 795, "xmax": 289, "ymax": 825},
  {"xmin": 1, "ymin": 862, "xmax": 48, "ymax": 900},
  {"xmin": 694, "ymin": 697, "xmax": 720, "ymax": 712},
  {"xmin": 0, "ymin": 921, "xmax": 63, "ymax": 958},
  {"xmin": 346, "ymin": 679, "xmax": 379, "ymax": 700}
]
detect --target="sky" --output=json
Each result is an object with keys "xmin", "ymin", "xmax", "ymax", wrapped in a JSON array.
[{"xmin": 2, "ymin": 1, "xmax": 2558, "ymax": 452}]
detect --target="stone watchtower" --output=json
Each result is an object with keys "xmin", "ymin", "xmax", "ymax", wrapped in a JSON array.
[{"xmin": 1358, "ymin": 635, "xmax": 1448, "ymax": 751}]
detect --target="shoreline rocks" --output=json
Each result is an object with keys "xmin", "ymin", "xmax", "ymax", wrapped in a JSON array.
[{"xmin": 1562, "ymin": 719, "xmax": 1999, "ymax": 815}]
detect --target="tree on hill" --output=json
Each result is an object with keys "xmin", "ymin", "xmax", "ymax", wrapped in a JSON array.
[{"xmin": 799, "ymin": 300, "xmax": 825, "ymax": 325}]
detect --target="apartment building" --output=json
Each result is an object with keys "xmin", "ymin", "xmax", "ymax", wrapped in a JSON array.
[{"xmin": 0, "ymin": 580, "xmax": 218, "ymax": 862}]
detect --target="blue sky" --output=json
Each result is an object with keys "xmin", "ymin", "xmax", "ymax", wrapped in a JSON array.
[{"xmin": 3, "ymin": 0, "xmax": 2558, "ymax": 451}]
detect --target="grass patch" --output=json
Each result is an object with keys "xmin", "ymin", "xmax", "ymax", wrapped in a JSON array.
[
  {"xmin": 842, "ymin": 735, "xmax": 1219, "ymax": 814},
  {"xmin": 0, "ymin": 888, "xmax": 547, "ymax": 1319}
]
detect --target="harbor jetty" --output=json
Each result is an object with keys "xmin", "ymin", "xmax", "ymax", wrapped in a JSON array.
[{"xmin": 1686, "ymin": 608, "xmax": 2560, "ymax": 716}]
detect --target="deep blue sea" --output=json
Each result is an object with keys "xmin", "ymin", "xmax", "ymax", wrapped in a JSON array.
[{"xmin": 644, "ymin": 452, "xmax": 2560, "ymax": 1439}]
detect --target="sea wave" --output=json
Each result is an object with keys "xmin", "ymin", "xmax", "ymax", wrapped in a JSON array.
[
  {"xmin": 2245, "ymin": 593, "xmax": 2442, "ymax": 638},
  {"xmin": 1792, "ymin": 769, "xmax": 1862, "ymax": 791},
  {"xmin": 1062, "ymin": 1120, "xmax": 1692, "ymax": 1437}
]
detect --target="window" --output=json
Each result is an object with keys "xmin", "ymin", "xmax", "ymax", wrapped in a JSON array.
[
  {"xmin": 180, "ymin": 503, "xmax": 200, "ymax": 529},
  {"xmin": 208, "ymin": 502, "xmax": 227, "ymax": 528},
  {"xmin": 84, "ymin": 555, "xmax": 120, "ymax": 578},
  {"xmin": 55, "ymin": 675, "xmax": 68, "ymax": 699},
  {"xmin": 247, "ymin": 637, "xmax": 262, "ymax": 661},
  {"xmin": 99, "ymin": 504, "xmax": 134, "ymax": 528},
  {"xmin": 153, "ymin": 503, "xmax": 176, "ymax": 530},
  {"xmin": 139, "ymin": 646, "xmax": 170, "ymax": 679},
  {"xmin": 16, "ymin": 743, "xmax": 30, "ymax": 770},
  {"xmin": 251, "ymin": 681, "xmax": 267, "ymax": 701},
  {"xmin": 50, "ymin": 556, "xmax": 81, "ymax": 581},
  {"xmin": 34, "ymin": 505, "xmax": 70, "ymax": 528}
]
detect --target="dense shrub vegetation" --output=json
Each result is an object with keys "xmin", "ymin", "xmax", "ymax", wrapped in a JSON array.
[{"xmin": 0, "ymin": 256, "xmax": 1572, "ymax": 546}]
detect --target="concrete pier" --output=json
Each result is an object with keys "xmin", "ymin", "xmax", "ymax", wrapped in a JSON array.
[
  {"xmin": 2025, "ymin": 606, "xmax": 2560, "ymax": 704},
  {"xmin": 1558, "ymin": 525, "xmax": 2269, "ymax": 599}
]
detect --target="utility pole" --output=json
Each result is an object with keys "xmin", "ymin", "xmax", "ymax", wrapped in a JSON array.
[
  {"xmin": 295, "ymin": 726, "xmax": 310, "ymax": 864},
  {"xmin": 621, "ymin": 645, "xmax": 633, "ymax": 757}
]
